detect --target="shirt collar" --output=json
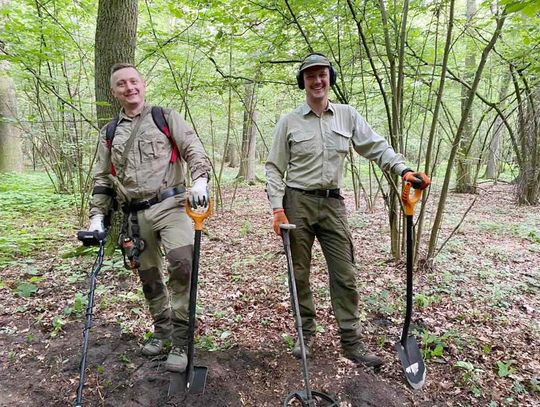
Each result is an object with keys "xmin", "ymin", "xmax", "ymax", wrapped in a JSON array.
[
  {"xmin": 117, "ymin": 103, "xmax": 148, "ymax": 123},
  {"xmin": 300, "ymin": 101, "xmax": 336, "ymax": 116}
]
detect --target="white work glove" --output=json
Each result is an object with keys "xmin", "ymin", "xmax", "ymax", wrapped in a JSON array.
[
  {"xmin": 190, "ymin": 178, "xmax": 209, "ymax": 208},
  {"xmin": 88, "ymin": 214, "xmax": 105, "ymax": 233}
]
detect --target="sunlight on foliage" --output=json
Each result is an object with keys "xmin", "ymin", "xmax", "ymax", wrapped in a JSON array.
[{"xmin": 0, "ymin": 172, "xmax": 77, "ymax": 266}]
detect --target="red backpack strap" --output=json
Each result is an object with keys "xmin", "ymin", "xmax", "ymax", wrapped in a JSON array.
[
  {"xmin": 151, "ymin": 106, "xmax": 179, "ymax": 163},
  {"xmin": 104, "ymin": 117, "xmax": 119, "ymax": 176}
]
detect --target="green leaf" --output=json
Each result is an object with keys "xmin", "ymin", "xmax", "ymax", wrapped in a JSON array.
[
  {"xmin": 496, "ymin": 360, "xmax": 515, "ymax": 377},
  {"xmin": 455, "ymin": 361, "xmax": 474, "ymax": 371},
  {"xmin": 432, "ymin": 344, "xmax": 444, "ymax": 357},
  {"xmin": 15, "ymin": 282, "xmax": 38, "ymax": 298}
]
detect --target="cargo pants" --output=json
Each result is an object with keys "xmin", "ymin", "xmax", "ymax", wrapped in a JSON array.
[
  {"xmin": 134, "ymin": 194, "xmax": 193, "ymax": 347},
  {"xmin": 283, "ymin": 187, "xmax": 361, "ymax": 349}
]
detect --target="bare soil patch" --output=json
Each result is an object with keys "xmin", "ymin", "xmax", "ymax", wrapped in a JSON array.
[{"xmin": 1, "ymin": 183, "xmax": 538, "ymax": 406}]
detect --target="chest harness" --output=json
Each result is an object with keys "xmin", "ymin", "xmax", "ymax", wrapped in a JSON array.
[{"xmin": 93, "ymin": 106, "xmax": 183, "ymax": 270}]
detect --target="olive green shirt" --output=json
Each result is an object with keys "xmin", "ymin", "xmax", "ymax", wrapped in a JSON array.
[
  {"xmin": 265, "ymin": 102, "xmax": 408, "ymax": 209},
  {"xmin": 90, "ymin": 104, "xmax": 210, "ymax": 216}
]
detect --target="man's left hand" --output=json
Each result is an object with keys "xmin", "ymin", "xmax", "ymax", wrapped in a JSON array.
[
  {"xmin": 190, "ymin": 178, "xmax": 209, "ymax": 208},
  {"xmin": 402, "ymin": 171, "xmax": 431, "ymax": 190}
]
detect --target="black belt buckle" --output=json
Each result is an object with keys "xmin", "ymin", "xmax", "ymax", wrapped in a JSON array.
[
  {"xmin": 139, "ymin": 200, "xmax": 152, "ymax": 209},
  {"xmin": 130, "ymin": 199, "xmax": 152, "ymax": 211}
]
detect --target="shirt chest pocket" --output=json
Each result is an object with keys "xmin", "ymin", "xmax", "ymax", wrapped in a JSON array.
[
  {"xmin": 138, "ymin": 139, "xmax": 169, "ymax": 163},
  {"xmin": 290, "ymin": 130, "xmax": 317, "ymax": 156},
  {"xmin": 330, "ymin": 128, "xmax": 352, "ymax": 153}
]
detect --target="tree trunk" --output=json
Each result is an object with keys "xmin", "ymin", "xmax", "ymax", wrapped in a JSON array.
[
  {"xmin": 225, "ymin": 142, "xmax": 239, "ymax": 167},
  {"xmin": 0, "ymin": 75, "xmax": 23, "ymax": 172},
  {"xmin": 516, "ymin": 85, "xmax": 540, "ymax": 205},
  {"xmin": 428, "ymin": 11, "xmax": 507, "ymax": 259},
  {"xmin": 94, "ymin": 0, "xmax": 138, "ymax": 253},
  {"xmin": 95, "ymin": 0, "xmax": 138, "ymax": 128},
  {"xmin": 0, "ymin": 2, "xmax": 23, "ymax": 173},
  {"xmin": 455, "ymin": 0, "xmax": 477, "ymax": 194},
  {"xmin": 237, "ymin": 81, "xmax": 257, "ymax": 184},
  {"xmin": 485, "ymin": 73, "xmax": 510, "ymax": 179}
]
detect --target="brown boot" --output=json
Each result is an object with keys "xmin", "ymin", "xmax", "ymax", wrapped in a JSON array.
[{"xmin": 342, "ymin": 343, "xmax": 384, "ymax": 367}]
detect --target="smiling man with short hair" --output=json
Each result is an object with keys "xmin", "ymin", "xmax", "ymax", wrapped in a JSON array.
[
  {"xmin": 87, "ymin": 63, "xmax": 211, "ymax": 373},
  {"xmin": 265, "ymin": 53, "xmax": 430, "ymax": 367}
]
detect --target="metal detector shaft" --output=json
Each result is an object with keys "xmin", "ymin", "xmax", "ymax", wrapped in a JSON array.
[
  {"xmin": 281, "ymin": 225, "xmax": 313, "ymax": 402},
  {"xmin": 75, "ymin": 237, "xmax": 105, "ymax": 407}
]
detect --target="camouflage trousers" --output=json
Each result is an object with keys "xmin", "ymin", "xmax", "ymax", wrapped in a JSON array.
[
  {"xmin": 133, "ymin": 195, "xmax": 193, "ymax": 347},
  {"xmin": 284, "ymin": 187, "xmax": 361, "ymax": 348}
]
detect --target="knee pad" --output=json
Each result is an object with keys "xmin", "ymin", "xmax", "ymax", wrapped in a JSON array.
[
  {"xmin": 166, "ymin": 245, "xmax": 193, "ymax": 285},
  {"xmin": 138, "ymin": 267, "xmax": 166, "ymax": 299}
]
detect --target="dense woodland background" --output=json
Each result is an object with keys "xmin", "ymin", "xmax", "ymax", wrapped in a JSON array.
[
  {"xmin": 0, "ymin": 0, "xmax": 539, "ymax": 406},
  {"xmin": 0, "ymin": 0, "xmax": 539, "ymax": 261}
]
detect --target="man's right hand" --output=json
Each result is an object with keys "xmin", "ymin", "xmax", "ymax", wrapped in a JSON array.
[
  {"xmin": 272, "ymin": 208, "xmax": 289, "ymax": 236},
  {"xmin": 88, "ymin": 214, "xmax": 105, "ymax": 233},
  {"xmin": 402, "ymin": 170, "xmax": 431, "ymax": 190}
]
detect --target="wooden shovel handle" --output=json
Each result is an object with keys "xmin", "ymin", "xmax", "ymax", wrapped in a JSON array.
[
  {"xmin": 402, "ymin": 182, "xmax": 422, "ymax": 216},
  {"xmin": 185, "ymin": 199, "xmax": 212, "ymax": 231}
]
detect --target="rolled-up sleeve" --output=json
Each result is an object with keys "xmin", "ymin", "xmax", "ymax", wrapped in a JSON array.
[
  {"xmin": 265, "ymin": 116, "xmax": 289, "ymax": 209},
  {"xmin": 168, "ymin": 109, "xmax": 211, "ymax": 182},
  {"xmin": 89, "ymin": 128, "xmax": 114, "ymax": 217},
  {"xmin": 350, "ymin": 107, "xmax": 407, "ymax": 176}
]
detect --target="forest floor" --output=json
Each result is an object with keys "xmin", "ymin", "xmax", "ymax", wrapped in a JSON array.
[{"xmin": 0, "ymin": 177, "xmax": 539, "ymax": 407}]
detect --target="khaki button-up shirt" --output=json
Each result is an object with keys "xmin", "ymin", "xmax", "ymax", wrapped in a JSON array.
[
  {"xmin": 265, "ymin": 102, "xmax": 408, "ymax": 209},
  {"xmin": 90, "ymin": 104, "xmax": 210, "ymax": 216}
]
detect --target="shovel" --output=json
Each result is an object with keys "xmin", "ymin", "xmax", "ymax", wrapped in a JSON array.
[
  {"xmin": 168, "ymin": 199, "xmax": 212, "ymax": 396},
  {"xmin": 394, "ymin": 182, "xmax": 427, "ymax": 390},
  {"xmin": 281, "ymin": 224, "xmax": 338, "ymax": 407}
]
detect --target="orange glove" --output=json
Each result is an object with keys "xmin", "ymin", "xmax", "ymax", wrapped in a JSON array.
[
  {"xmin": 272, "ymin": 208, "xmax": 289, "ymax": 236},
  {"xmin": 402, "ymin": 170, "xmax": 431, "ymax": 190}
]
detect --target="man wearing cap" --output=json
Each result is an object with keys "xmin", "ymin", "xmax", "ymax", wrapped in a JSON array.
[
  {"xmin": 87, "ymin": 63, "xmax": 211, "ymax": 373},
  {"xmin": 265, "ymin": 53, "xmax": 430, "ymax": 367}
]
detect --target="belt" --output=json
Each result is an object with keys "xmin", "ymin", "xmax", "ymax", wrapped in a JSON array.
[
  {"xmin": 123, "ymin": 186, "xmax": 185, "ymax": 212},
  {"xmin": 289, "ymin": 187, "xmax": 341, "ymax": 198}
]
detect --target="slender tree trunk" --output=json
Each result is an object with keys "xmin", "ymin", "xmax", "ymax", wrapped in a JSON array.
[
  {"xmin": 416, "ymin": 0, "xmax": 455, "ymax": 263},
  {"xmin": 428, "ymin": 11, "xmax": 507, "ymax": 259},
  {"xmin": 94, "ymin": 0, "xmax": 138, "ymax": 128},
  {"xmin": 485, "ymin": 73, "xmax": 510, "ymax": 179},
  {"xmin": 0, "ymin": 74, "xmax": 23, "ymax": 172},
  {"xmin": 455, "ymin": 0, "xmax": 477, "ymax": 194},
  {"xmin": 237, "ymin": 81, "xmax": 257, "ymax": 184}
]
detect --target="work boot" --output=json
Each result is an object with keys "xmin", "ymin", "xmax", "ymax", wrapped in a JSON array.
[
  {"xmin": 141, "ymin": 338, "xmax": 165, "ymax": 356},
  {"xmin": 165, "ymin": 346, "xmax": 188, "ymax": 372},
  {"xmin": 342, "ymin": 343, "xmax": 384, "ymax": 368},
  {"xmin": 292, "ymin": 336, "xmax": 315, "ymax": 359}
]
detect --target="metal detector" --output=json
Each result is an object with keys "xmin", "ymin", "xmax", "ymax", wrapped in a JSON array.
[
  {"xmin": 74, "ymin": 230, "xmax": 107, "ymax": 407},
  {"xmin": 281, "ymin": 224, "xmax": 338, "ymax": 407},
  {"xmin": 394, "ymin": 182, "xmax": 427, "ymax": 390},
  {"xmin": 168, "ymin": 200, "xmax": 212, "ymax": 396}
]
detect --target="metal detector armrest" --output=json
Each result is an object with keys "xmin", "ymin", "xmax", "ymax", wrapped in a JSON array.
[{"xmin": 77, "ymin": 230, "xmax": 107, "ymax": 246}]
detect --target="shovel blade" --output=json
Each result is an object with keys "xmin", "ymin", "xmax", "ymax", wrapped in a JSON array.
[
  {"xmin": 167, "ymin": 372, "xmax": 186, "ymax": 396},
  {"xmin": 395, "ymin": 336, "xmax": 426, "ymax": 390},
  {"xmin": 187, "ymin": 366, "xmax": 208, "ymax": 394}
]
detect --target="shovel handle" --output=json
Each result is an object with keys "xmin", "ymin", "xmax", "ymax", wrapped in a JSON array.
[
  {"xmin": 402, "ymin": 182, "xmax": 422, "ymax": 216},
  {"xmin": 185, "ymin": 199, "xmax": 212, "ymax": 231}
]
